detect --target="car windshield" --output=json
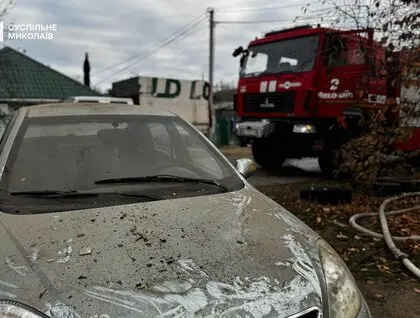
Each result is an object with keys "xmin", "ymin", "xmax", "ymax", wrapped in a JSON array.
[
  {"xmin": 1, "ymin": 114, "xmax": 243, "ymax": 196},
  {"xmin": 240, "ymin": 35, "xmax": 319, "ymax": 77}
]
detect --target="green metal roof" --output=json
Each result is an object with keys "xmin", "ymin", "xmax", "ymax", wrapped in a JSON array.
[{"xmin": 0, "ymin": 46, "xmax": 101, "ymax": 100}]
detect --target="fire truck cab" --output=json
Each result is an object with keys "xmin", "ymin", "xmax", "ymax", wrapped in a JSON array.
[{"xmin": 233, "ymin": 25, "xmax": 390, "ymax": 173}]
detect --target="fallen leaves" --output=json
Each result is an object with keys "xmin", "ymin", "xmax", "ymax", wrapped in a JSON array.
[
  {"xmin": 256, "ymin": 182, "xmax": 420, "ymax": 279},
  {"xmin": 377, "ymin": 264, "xmax": 391, "ymax": 273},
  {"xmin": 336, "ymin": 232, "xmax": 349, "ymax": 239}
]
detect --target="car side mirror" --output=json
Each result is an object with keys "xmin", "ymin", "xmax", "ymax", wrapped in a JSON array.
[{"xmin": 236, "ymin": 158, "xmax": 256, "ymax": 179}]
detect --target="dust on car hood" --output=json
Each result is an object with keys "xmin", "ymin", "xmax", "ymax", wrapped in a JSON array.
[{"xmin": 0, "ymin": 186, "xmax": 325, "ymax": 317}]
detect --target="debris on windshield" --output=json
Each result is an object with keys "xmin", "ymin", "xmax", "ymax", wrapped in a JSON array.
[
  {"xmin": 57, "ymin": 239, "xmax": 73, "ymax": 263},
  {"xmin": 79, "ymin": 247, "xmax": 92, "ymax": 256}
]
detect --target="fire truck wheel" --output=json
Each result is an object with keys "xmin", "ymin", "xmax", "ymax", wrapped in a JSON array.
[
  {"xmin": 238, "ymin": 138, "xmax": 248, "ymax": 147},
  {"xmin": 252, "ymin": 139, "xmax": 285, "ymax": 170},
  {"xmin": 318, "ymin": 152, "xmax": 338, "ymax": 178}
]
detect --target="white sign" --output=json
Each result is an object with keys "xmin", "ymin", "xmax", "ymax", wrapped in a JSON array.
[
  {"xmin": 318, "ymin": 91, "xmax": 354, "ymax": 99},
  {"xmin": 137, "ymin": 77, "xmax": 209, "ymax": 125},
  {"xmin": 279, "ymin": 81, "xmax": 301, "ymax": 89},
  {"xmin": 0, "ymin": 22, "xmax": 57, "ymax": 41}
]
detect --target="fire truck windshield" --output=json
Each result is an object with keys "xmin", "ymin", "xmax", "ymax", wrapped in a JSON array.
[{"xmin": 240, "ymin": 35, "xmax": 319, "ymax": 77}]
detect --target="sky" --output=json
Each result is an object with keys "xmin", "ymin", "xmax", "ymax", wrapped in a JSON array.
[{"xmin": 1, "ymin": 0, "xmax": 334, "ymax": 92}]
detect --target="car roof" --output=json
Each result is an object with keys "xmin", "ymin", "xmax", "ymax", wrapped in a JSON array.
[
  {"xmin": 67, "ymin": 96, "xmax": 129, "ymax": 99},
  {"xmin": 65, "ymin": 96, "xmax": 132, "ymax": 101},
  {"xmin": 22, "ymin": 103, "xmax": 177, "ymax": 118}
]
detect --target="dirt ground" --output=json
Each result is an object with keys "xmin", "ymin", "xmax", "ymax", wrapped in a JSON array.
[
  {"xmin": 256, "ymin": 182, "xmax": 420, "ymax": 318},
  {"xmin": 221, "ymin": 146, "xmax": 420, "ymax": 318}
]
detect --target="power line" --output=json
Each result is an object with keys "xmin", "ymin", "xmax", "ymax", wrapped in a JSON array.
[
  {"xmin": 216, "ymin": 16, "xmax": 331, "ymax": 24},
  {"xmin": 219, "ymin": 2, "xmax": 318, "ymax": 13},
  {"xmin": 176, "ymin": 27, "xmax": 208, "ymax": 59},
  {"xmin": 218, "ymin": 0, "xmax": 294, "ymax": 9},
  {"xmin": 218, "ymin": 24, "xmax": 248, "ymax": 38},
  {"xmin": 94, "ymin": 18, "xmax": 208, "ymax": 85},
  {"xmin": 93, "ymin": 14, "xmax": 205, "ymax": 76},
  {"xmin": 92, "ymin": 14, "xmax": 206, "ymax": 76}
]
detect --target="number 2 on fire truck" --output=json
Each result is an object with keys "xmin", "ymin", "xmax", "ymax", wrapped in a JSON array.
[{"xmin": 329, "ymin": 78, "xmax": 340, "ymax": 91}]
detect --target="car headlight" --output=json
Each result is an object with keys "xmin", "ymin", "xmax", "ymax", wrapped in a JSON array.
[
  {"xmin": 317, "ymin": 239, "xmax": 361, "ymax": 318},
  {"xmin": 0, "ymin": 299, "xmax": 49, "ymax": 318}
]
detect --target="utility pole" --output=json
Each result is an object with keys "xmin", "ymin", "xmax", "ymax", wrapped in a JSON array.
[{"xmin": 208, "ymin": 7, "xmax": 215, "ymax": 136}]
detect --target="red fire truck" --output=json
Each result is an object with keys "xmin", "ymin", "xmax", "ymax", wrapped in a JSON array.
[{"xmin": 233, "ymin": 24, "xmax": 419, "ymax": 174}]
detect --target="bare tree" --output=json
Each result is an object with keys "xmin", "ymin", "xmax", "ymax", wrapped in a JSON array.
[
  {"xmin": 214, "ymin": 80, "xmax": 236, "ymax": 92},
  {"xmin": 299, "ymin": 0, "xmax": 419, "ymax": 182},
  {"xmin": 0, "ymin": 0, "xmax": 14, "ymax": 20}
]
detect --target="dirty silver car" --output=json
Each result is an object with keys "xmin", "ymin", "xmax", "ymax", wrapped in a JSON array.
[{"xmin": 0, "ymin": 103, "xmax": 370, "ymax": 317}]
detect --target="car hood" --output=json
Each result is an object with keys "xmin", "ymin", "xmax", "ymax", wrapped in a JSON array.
[{"xmin": 0, "ymin": 186, "xmax": 325, "ymax": 317}]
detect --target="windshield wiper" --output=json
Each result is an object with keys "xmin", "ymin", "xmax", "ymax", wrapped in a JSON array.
[
  {"xmin": 115, "ymin": 192, "xmax": 161, "ymax": 201},
  {"xmin": 9, "ymin": 190, "xmax": 161, "ymax": 201},
  {"xmin": 9, "ymin": 190, "xmax": 98, "ymax": 198},
  {"xmin": 94, "ymin": 175, "xmax": 230, "ymax": 193}
]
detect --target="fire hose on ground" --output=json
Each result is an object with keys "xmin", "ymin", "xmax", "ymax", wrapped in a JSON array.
[{"xmin": 349, "ymin": 192, "xmax": 420, "ymax": 280}]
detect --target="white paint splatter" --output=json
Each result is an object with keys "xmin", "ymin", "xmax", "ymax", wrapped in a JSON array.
[
  {"xmin": 177, "ymin": 259, "xmax": 208, "ymax": 278},
  {"xmin": 163, "ymin": 288, "xmax": 208, "ymax": 314},
  {"xmin": 51, "ymin": 216, "xmax": 61, "ymax": 231},
  {"xmin": 153, "ymin": 281, "xmax": 192, "ymax": 293},
  {"xmin": 0, "ymin": 290, "xmax": 16, "ymax": 298},
  {"xmin": 84, "ymin": 274, "xmax": 319, "ymax": 317},
  {"xmin": 0, "ymin": 280, "xmax": 17, "ymax": 300},
  {"xmin": 275, "ymin": 261, "xmax": 292, "ymax": 267},
  {"xmin": 5, "ymin": 257, "xmax": 28, "ymax": 275},
  {"xmin": 29, "ymin": 248, "xmax": 39, "ymax": 262},
  {"xmin": 0, "ymin": 279, "xmax": 18, "ymax": 289},
  {"xmin": 232, "ymin": 194, "xmax": 251, "ymax": 216},
  {"xmin": 281, "ymin": 234, "xmax": 322, "ymax": 297},
  {"xmin": 45, "ymin": 301, "xmax": 81, "ymax": 318},
  {"xmin": 84, "ymin": 289, "xmax": 144, "ymax": 315},
  {"xmin": 57, "ymin": 240, "xmax": 73, "ymax": 264}
]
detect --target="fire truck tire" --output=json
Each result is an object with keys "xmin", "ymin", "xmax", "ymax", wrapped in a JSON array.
[
  {"xmin": 252, "ymin": 139, "xmax": 285, "ymax": 170},
  {"xmin": 238, "ymin": 138, "xmax": 248, "ymax": 147},
  {"xmin": 318, "ymin": 152, "xmax": 338, "ymax": 178}
]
